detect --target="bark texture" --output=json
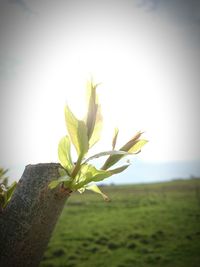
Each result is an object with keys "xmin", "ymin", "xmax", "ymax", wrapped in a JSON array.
[{"xmin": 0, "ymin": 163, "xmax": 71, "ymax": 267}]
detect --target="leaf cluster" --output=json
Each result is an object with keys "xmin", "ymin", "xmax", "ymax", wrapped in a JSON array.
[
  {"xmin": 49, "ymin": 81, "xmax": 148, "ymax": 200},
  {"xmin": 0, "ymin": 168, "xmax": 17, "ymax": 211}
]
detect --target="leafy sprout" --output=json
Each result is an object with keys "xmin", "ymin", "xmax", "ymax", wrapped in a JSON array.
[
  {"xmin": 49, "ymin": 81, "xmax": 148, "ymax": 200},
  {"xmin": 0, "ymin": 167, "xmax": 17, "ymax": 211}
]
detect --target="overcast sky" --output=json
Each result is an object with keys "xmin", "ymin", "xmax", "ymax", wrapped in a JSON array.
[{"xmin": 0, "ymin": 0, "xmax": 200, "ymax": 181}]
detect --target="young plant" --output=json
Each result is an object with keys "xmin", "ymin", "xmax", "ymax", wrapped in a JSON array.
[
  {"xmin": 49, "ymin": 81, "xmax": 148, "ymax": 200},
  {"xmin": 0, "ymin": 168, "xmax": 17, "ymax": 211}
]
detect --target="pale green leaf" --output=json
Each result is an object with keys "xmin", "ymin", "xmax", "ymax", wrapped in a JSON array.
[
  {"xmin": 0, "ymin": 168, "xmax": 9, "ymax": 187},
  {"xmin": 48, "ymin": 174, "xmax": 71, "ymax": 189},
  {"xmin": 86, "ymin": 184, "xmax": 109, "ymax": 201},
  {"xmin": 128, "ymin": 139, "xmax": 148, "ymax": 153},
  {"xmin": 85, "ymin": 81, "xmax": 99, "ymax": 140},
  {"xmin": 107, "ymin": 165, "xmax": 130, "ymax": 177},
  {"xmin": 58, "ymin": 167, "xmax": 68, "ymax": 177},
  {"xmin": 58, "ymin": 136, "xmax": 74, "ymax": 173},
  {"xmin": 0, "ymin": 181, "xmax": 17, "ymax": 208},
  {"xmin": 88, "ymin": 104, "xmax": 103, "ymax": 148},
  {"xmin": 72, "ymin": 164, "xmax": 129, "ymax": 189},
  {"xmin": 112, "ymin": 128, "xmax": 119, "ymax": 150},
  {"xmin": 65, "ymin": 105, "xmax": 89, "ymax": 157},
  {"xmin": 6, "ymin": 181, "xmax": 17, "ymax": 203},
  {"xmin": 102, "ymin": 131, "xmax": 144, "ymax": 170},
  {"xmin": 84, "ymin": 150, "xmax": 132, "ymax": 164},
  {"xmin": 48, "ymin": 180, "xmax": 60, "ymax": 190},
  {"xmin": 120, "ymin": 131, "xmax": 143, "ymax": 151}
]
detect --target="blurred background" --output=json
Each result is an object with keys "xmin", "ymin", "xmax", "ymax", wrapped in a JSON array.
[{"xmin": 0, "ymin": 0, "xmax": 200, "ymax": 183}]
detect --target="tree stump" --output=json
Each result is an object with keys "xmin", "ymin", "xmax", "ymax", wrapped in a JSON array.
[{"xmin": 0, "ymin": 163, "xmax": 71, "ymax": 267}]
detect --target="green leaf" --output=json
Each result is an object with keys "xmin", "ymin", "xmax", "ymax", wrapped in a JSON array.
[
  {"xmin": 72, "ymin": 164, "xmax": 129, "ymax": 189},
  {"xmin": 0, "ymin": 168, "xmax": 9, "ymax": 186},
  {"xmin": 88, "ymin": 104, "xmax": 103, "ymax": 148},
  {"xmin": 6, "ymin": 181, "xmax": 17, "ymax": 204},
  {"xmin": 48, "ymin": 180, "xmax": 60, "ymax": 190},
  {"xmin": 84, "ymin": 150, "xmax": 132, "ymax": 164},
  {"xmin": 0, "ymin": 181, "xmax": 17, "ymax": 208},
  {"xmin": 48, "ymin": 174, "xmax": 71, "ymax": 189},
  {"xmin": 112, "ymin": 128, "xmax": 119, "ymax": 150},
  {"xmin": 128, "ymin": 139, "xmax": 148, "ymax": 153},
  {"xmin": 120, "ymin": 131, "xmax": 143, "ymax": 151},
  {"xmin": 65, "ymin": 105, "xmax": 89, "ymax": 157},
  {"xmin": 85, "ymin": 184, "xmax": 109, "ymax": 201},
  {"xmin": 85, "ymin": 81, "xmax": 103, "ymax": 148},
  {"xmin": 108, "ymin": 164, "xmax": 130, "ymax": 176},
  {"xmin": 102, "ymin": 131, "xmax": 145, "ymax": 170},
  {"xmin": 58, "ymin": 167, "xmax": 68, "ymax": 177},
  {"xmin": 0, "ymin": 168, "xmax": 17, "ymax": 209},
  {"xmin": 58, "ymin": 136, "xmax": 74, "ymax": 173},
  {"xmin": 0, "ymin": 168, "xmax": 8, "ymax": 179},
  {"xmin": 85, "ymin": 81, "xmax": 99, "ymax": 140}
]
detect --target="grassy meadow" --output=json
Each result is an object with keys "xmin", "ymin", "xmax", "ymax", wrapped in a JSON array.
[{"xmin": 40, "ymin": 178, "xmax": 200, "ymax": 267}]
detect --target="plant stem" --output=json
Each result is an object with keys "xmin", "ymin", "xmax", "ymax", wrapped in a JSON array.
[{"xmin": 71, "ymin": 155, "xmax": 83, "ymax": 178}]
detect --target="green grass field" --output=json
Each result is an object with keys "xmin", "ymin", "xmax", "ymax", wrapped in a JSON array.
[{"xmin": 40, "ymin": 178, "xmax": 200, "ymax": 267}]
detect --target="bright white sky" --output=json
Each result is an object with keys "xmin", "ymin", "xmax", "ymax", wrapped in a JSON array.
[{"xmin": 0, "ymin": 0, "xmax": 200, "ymax": 181}]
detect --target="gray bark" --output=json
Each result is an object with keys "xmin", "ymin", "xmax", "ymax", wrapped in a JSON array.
[{"xmin": 0, "ymin": 163, "xmax": 71, "ymax": 267}]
